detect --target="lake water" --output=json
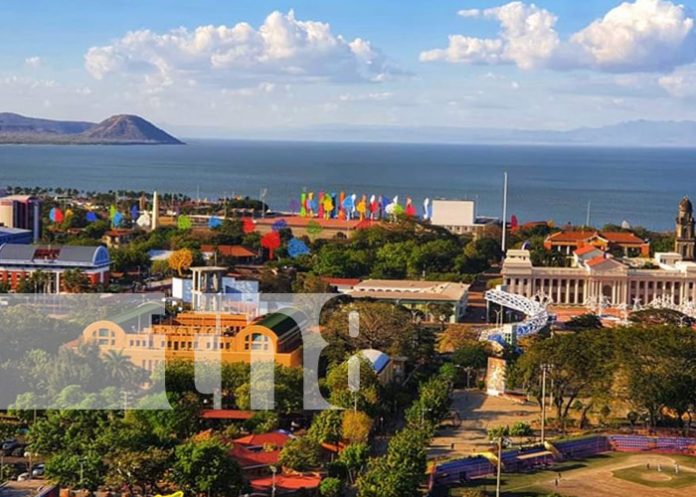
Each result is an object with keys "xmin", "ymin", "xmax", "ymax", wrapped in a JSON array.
[{"xmin": 1, "ymin": 139, "xmax": 695, "ymax": 231}]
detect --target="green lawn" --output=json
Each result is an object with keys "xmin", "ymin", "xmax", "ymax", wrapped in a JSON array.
[
  {"xmin": 612, "ymin": 464, "xmax": 696, "ymax": 489},
  {"xmin": 450, "ymin": 452, "xmax": 696, "ymax": 497}
]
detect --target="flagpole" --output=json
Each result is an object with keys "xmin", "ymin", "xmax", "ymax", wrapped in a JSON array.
[{"xmin": 501, "ymin": 172, "xmax": 508, "ymax": 256}]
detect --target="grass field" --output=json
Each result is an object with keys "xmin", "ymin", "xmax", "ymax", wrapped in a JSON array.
[
  {"xmin": 451, "ymin": 452, "xmax": 696, "ymax": 497},
  {"xmin": 612, "ymin": 464, "xmax": 696, "ymax": 489}
]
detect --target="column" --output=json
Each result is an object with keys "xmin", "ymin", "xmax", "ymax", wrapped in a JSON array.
[{"xmin": 556, "ymin": 279, "xmax": 562, "ymax": 304}]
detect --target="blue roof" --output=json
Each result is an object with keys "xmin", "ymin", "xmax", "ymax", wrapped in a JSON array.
[{"xmin": 359, "ymin": 349, "xmax": 391, "ymax": 374}]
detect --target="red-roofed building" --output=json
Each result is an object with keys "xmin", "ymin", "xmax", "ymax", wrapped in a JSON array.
[
  {"xmin": 544, "ymin": 230, "xmax": 649, "ymax": 257},
  {"xmin": 102, "ymin": 228, "xmax": 135, "ymax": 248},
  {"xmin": 249, "ymin": 474, "xmax": 321, "ymax": 495},
  {"xmin": 322, "ymin": 277, "xmax": 361, "ymax": 293},
  {"xmin": 200, "ymin": 244, "xmax": 257, "ymax": 263},
  {"xmin": 229, "ymin": 431, "xmax": 294, "ymax": 477},
  {"xmin": 200, "ymin": 409, "xmax": 254, "ymax": 421}
]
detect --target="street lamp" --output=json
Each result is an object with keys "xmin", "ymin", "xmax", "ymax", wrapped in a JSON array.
[
  {"xmin": 540, "ymin": 364, "xmax": 551, "ymax": 444},
  {"xmin": 270, "ymin": 465, "xmax": 277, "ymax": 497}
]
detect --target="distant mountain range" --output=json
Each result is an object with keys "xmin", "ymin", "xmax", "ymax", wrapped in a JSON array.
[
  {"xmin": 0, "ymin": 113, "xmax": 183, "ymax": 145},
  {"xmin": 170, "ymin": 119, "xmax": 696, "ymax": 147}
]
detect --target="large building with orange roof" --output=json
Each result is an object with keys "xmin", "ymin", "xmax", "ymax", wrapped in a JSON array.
[{"xmin": 544, "ymin": 230, "xmax": 650, "ymax": 257}]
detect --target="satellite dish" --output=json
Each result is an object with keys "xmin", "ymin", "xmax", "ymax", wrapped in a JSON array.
[{"xmin": 621, "ymin": 220, "xmax": 631, "ymax": 230}]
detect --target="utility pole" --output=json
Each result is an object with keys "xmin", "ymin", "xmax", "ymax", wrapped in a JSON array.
[
  {"xmin": 586, "ymin": 200, "xmax": 592, "ymax": 228},
  {"xmin": 541, "ymin": 364, "xmax": 548, "ymax": 443},
  {"xmin": 501, "ymin": 172, "xmax": 508, "ymax": 256},
  {"xmin": 496, "ymin": 436, "xmax": 503, "ymax": 497}
]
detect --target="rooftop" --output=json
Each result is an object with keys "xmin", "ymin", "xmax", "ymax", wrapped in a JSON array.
[
  {"xmin": 0, "ymin": 243, "xmax": 109, "ymax": 266},
  {"xmin": 350, "ymin": 279, "xmax": 469, "ymax": 302},
  {"xmin": 546, "ymin": 230, "xmax": 647, "ymax": 245},
  {"xmin": 200, "ymin": 244, "xmax": 256, "ymax": 258}
]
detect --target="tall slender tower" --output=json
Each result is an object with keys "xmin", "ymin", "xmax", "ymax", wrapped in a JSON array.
[
  {"xmin": 675, "ymin": 196, "xmax": 695, "ymax": 260},
  {"xmin": 151, "ymin": 191, "xmax": 160, "ymax": 231}
]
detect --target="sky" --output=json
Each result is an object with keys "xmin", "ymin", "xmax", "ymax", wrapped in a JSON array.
[{"xmin": 3, "ymin": 0, "xmax": 696, "ymax": 136}]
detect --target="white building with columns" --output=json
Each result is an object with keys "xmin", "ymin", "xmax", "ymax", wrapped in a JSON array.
[{"xmin": 502, "ymin": 249, "xmax": 696, "ymax": 307}]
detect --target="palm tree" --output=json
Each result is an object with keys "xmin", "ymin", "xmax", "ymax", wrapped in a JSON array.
[
  {"xmin": 102, "ymin": 350, "xmax": 144, "ymax": 389},
  {"xmin": 30, "ymin": 270, "xmax": 51, "ymax": 293}
]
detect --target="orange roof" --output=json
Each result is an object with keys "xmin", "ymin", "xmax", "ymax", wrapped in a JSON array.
[
  {"xmin": 586, "ymin": 255, "xmax": 609, "ymax": 267},
  {"xmin": 104, "ymin": 228, "xmax": 134, "ymax": 236},
  {"xmin": 234, "ymin": 431, "xmax": 292, "ymax": 448},
  {"xmin": 250, "ymin": 474, "xmax": 321, "ymax": 492},
  {"xmin": 546, "ymin": 231, "xmax": 595, "ymax": 243},
  {"xmin": 598, "ymin": 231, "xmax": 646, "ymax": 244},
  {"xmin": 201, "ymin": 244, "xmax": 256, "ymax": 258},
  {"xmin": 322, "ymin": 277, "xmax": 362, "ymax": 287},
  {"xmin": 230, "ymin": 445, "xmax": 281, "ymax": 469},
  {"xmin": 574, "ymin": 245, "xmax": 602, "ymax": 256},
  {"xmin": 200, "ymin": 409, "xmax": 254, "ymax": 420},
  {"xmin": 255, "ymin": 215, "xmax": 376, "ymax": 229}
]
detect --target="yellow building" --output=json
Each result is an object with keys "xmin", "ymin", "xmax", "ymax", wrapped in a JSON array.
[{"xmin": 81, "ymin": 309, "xmax": 305, "ymax": 372}]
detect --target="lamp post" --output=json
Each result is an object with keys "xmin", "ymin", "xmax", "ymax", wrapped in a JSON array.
[
  {"xmin": 540, "ymin": 364, "xmax": 550, "ymax": 444},
  {"xmin": 270, "ymin": 465, "xmax": 277, "ymax": 497}
]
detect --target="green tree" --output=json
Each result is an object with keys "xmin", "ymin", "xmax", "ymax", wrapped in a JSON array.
[
  {"xmin": 322, "ymin": 301, "xmax": 417, "ymax": 363},
  {"xmin": 278, "ymin": 436, "xmax": 321, "ymax": 472},
  {"xmin": 565, "ymin": 313, "xmax": 603, "ymax": 331},
  {"xmin": 45, "ymin": 451, "xmax": 106, "ymax": 490},
  {"xmin": 308, "ymin": 409, "xmax": 344, "ymax": 445},
  {"xmin": 337, "ymin": 442, "xmax": 370, "ymax": 485},
  {"xmin": 320, "ymin": 477, "xmax": 343, "ymax": 497},
  {"xmin": 105, "ymin": 447, "xmax": 172, "ymax": 495},
  {"xmin": 170, "ymin": 438, "xmax": 242, "ymax": 497}
]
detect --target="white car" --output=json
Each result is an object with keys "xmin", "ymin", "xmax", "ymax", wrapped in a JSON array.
[{"xmin": 17, "ymin": 473, "xmax": 30, "ymax": 481}]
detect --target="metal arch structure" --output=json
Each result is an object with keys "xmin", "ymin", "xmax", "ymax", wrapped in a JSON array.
[{"xmin": 481, "ymin": 288, "xmax": 550, "ymax": 347}]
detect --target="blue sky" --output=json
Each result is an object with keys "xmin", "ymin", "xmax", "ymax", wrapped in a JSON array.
[{"xmin": 3, "ymin": 1, "xmax": 696, "ymax": 136}]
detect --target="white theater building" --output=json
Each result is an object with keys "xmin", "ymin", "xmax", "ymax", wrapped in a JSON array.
[
  {"xmin": 502, "ymin": 249, "xmax": 696, "ymax": 307},
  {"xmin": 502, "ymin": 198, "xmax": 696, "ymax": 308}
]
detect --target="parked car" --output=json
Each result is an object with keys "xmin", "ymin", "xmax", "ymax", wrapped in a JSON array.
[
  {"xmin": 10, "ymin": 445, "xmax": 26, "ymax": 457},
  {"xmin": 2, "ymin": 440, "xmax": 19, "ymax": 456},
  {"xmin": 17, "ymin": 472, "xmax": 30, "ymax": 481},
  {"xmin": 31, "ymin": 465, "xmax": 45, "ymax": 478}
]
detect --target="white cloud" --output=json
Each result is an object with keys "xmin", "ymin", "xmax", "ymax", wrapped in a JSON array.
[
  {"xmin": 422, "ymin": 0, "xmax": 696, "ymax": 73},
  {"xmin": 338, "ymin": 91, "xmax": 393, "ymax": 102},
  {"xmin": 85, "ymin": 10, "xmax": 398, "ymax": 86},
  {"xmin": 571, "ymin": 0, "xmax": 696, "ymax": 72},
  {"xmin": 24, "ymin": 56, "xmax": 42, "ymax": 68},
  {"xmin": 659, "ymin": 64, "xmax": 696, "ymax": 96},
  {"xmin": 421, "ymin": 2, "xmax": 559, "ymax": 69},
  {"xmin": 458, "ymin": 9, "xmax": 482, "ymax": 18}
]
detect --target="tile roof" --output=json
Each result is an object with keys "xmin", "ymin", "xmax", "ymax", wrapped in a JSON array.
[
  {"xmin": 200, "ymin": 244, "xmax": 256, "ymax": 258},
  {"xmin": 574, "ymin": 245, "xmax": 602, "ymax": 256},
  {"xmin": 546, "ymin": 231, "xmax": 595, "ymax": 243},
  {"xmin": 255, "ymin": 215, "xmax": 373, "ymax": 229},
  {"xmin": 201, "ymin": 409, "xmax": 254, "ymax": 421},
  {"xmin": 250, "ymin": 474, "xmax": 321, "ymax": 492},
  {"xmin": 598, "ymin": 231, "xmax": 646, "ymax": 244},
  {"xmin": 586, "ymin": 255, "xmax": 609, "ymax": 267},
  {"xmin": 234, "ymin": 431, "xmax": 293, "ymax": 448},
  {"xmin": 547, "ymin": 230, "xmax": 646, "ymax": 246}
]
